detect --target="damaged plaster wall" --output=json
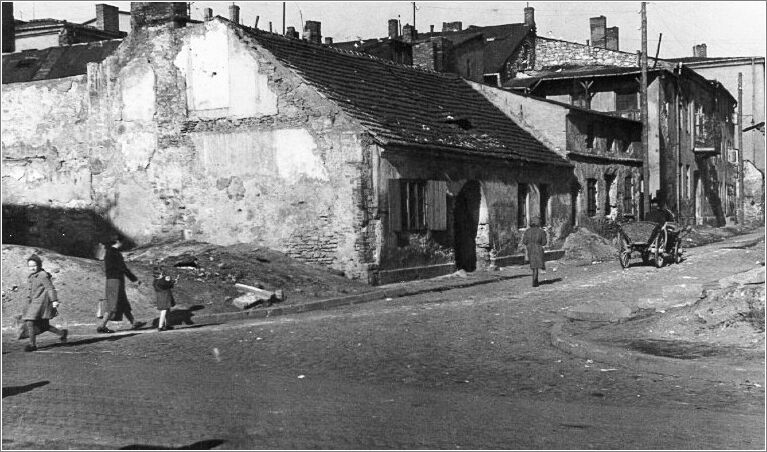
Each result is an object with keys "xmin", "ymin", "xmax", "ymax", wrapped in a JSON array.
[{"xmin": 3, "ymin": 18, "xmax": 376, "ymax": 279}]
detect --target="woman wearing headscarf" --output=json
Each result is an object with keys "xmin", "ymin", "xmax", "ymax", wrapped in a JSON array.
[
  {"xmin": 22, "ymin": 254, "xmax": 68, "ymax": 351},
  {"xmin": 97, "ymin": 235, "xmax": 143, "ymax": 333},
  {"xmin": 522, "ymin": 216, "xmax": 548, "ymax": 287}
]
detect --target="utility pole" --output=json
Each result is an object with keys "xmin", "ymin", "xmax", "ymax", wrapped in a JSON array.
[
  {"xmin": 412, "ymin": 2, "xmax": 416, "ymax": 31},
  {"xmin": 640, "ymin": 2, "xmax": 651, "ymax": 217},
  {"xmin": 737, "ymin": 72, "xmax": 745, "ymax": 224},
  {"xmin": 282, "ymin": 2, "xmax": 286, "ymax": 35}
]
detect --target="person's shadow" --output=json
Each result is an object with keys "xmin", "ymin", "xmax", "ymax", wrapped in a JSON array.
[
  {"xmin": 538, "ymin": 278, "xmax": 562, "ymax": 286},
  {"xmin": 166, "ymin": 305, "xmax": 205, "ymax": 328},
  {"xmin": 119, "ymin": 439, "xmax": 225, "ymax": 450},
  {"xmin": 2, "ymin": 381, "xmax": 49, "ymax": 398}
]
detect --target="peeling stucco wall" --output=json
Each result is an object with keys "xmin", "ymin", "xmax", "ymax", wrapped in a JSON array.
[{"xmin": 2, "ymin": 19, "xmax": 376, "ymax": 279}]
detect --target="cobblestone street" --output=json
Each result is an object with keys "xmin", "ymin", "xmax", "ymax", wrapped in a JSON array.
[{"xmin": 2, "ymin": 234, "xmax": 764, "ymax": 449}]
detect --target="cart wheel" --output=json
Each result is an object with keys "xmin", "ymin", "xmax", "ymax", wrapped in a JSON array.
[
  {"xmin": 674, "ymin": 241, "xmax": 682, "ymax": 264},
  {"xmin": 653, "ymin": 237, "xmax": 665, "ymax": 268},
  {"xmin": 619, "ymin": 251, "xmax": 631, "ymax": 269}
]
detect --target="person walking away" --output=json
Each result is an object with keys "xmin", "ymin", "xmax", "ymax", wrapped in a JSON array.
[
  {"xmin": 98, "ymin": 235, "xmax": 143, "ymax": 333},
  {"xmin": 152, "ymin": 267, "xmax": 177, "ymax": 332},
  {"xmin": 522, "ymin": 217, "xmax": 547, "ymax": 287},
  {"xmin": 22, "ymin": 254, "xmax": 67, "ymax": 351}
]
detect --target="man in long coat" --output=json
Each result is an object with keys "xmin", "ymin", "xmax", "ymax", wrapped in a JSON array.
[{"xmin": 522, "ymin": 217, "xmax": 547, "ymax": 287}]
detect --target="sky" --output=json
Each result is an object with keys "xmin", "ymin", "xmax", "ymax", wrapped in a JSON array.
[{"xmin": 9, "ymin": 1, "xmax": 767, "ymax": 59}]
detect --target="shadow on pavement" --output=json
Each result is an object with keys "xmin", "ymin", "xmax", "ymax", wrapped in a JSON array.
[
  {"xmin": 2, "ymin": 381, "xmax": 50, "ymax": 398},
  {"xmin": 538, "ymin": 278, "xmax": 562, "ymax": 286},
  {"xmin": 48, "ymin": 332, "xmax": 140, "ymax": 348},
  {"xmin": 120, "ymin": 439, "xmax": 225, "ymax": 450},
  {"xmin": 166, "ymin": 305, "xmax": 206, "ymax": 328}
]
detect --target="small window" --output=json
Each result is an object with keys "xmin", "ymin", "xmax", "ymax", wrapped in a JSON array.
[
  {"xmin": 604, "ymin": 174, "xmax": 616, "ymax": 216},
  {"xmin": 586, "ymin": 124, "xmax": 595, "ymax": 149},
  {"xmin": 586, "ymin": 179, "xmax": 597, "ymax": 217},
  {"xmin": 539, "ymin": 184, "xmax": 549, "ymax": 226},
  {"xmin": 518, "ymin": 183, "xmax": 528, "ymax": 228},
  {"xmin": 402, "ymin": 180, "xmax": 427, "ymax": 231}
]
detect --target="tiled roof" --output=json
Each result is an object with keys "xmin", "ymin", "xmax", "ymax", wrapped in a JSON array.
[
  {"xmin": 231, "ymin": 21, "xmax": 569, "ymax": 166},
  {"xmin": 2, "ymin": 40, "xmax": 121, "ymax": 84}
]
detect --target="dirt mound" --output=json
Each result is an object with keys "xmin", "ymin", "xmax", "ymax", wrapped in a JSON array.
[
  {"xmin": 2, "ymin": 241, "xmax": 374, "ymax": 331},
  {"xmin": 562, "ymin": 228, "xmax": 617, "ymax": 264}
]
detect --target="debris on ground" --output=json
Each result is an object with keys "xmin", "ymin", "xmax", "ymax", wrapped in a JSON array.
[{"xmin": 562, "ymin": 228, "xmax": 617, "ymax": 264}]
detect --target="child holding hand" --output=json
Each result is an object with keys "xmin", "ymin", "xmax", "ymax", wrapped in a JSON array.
[{"xmin": 152, "ymin": 267, "xmax": 177, "ymax": 332}]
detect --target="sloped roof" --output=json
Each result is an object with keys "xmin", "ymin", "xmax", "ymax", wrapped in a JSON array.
[
  {"xmin": 506, "ymin": 65, "xmax": 660, "ymax": 88},
  {"xmin": 2, "ymin": 40, "xmax": 121, "ymax": 84},
  {"xmin": 231, "ymin": 21, "xmax": 568, "ymax": 166}
]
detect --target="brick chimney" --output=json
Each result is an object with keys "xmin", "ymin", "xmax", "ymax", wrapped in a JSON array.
[
  {"xmin": 303, "ymin": 20, "xmax": 321, "ymax": 44},
  {"xmin": 285, "ymin": 26, "xmax": 299, "ymax": 39},
  {"xmin": 524, "ymin": 6, "xmax": 535, "ymax": 29},
  {"xmin": 229, "ymin": 4, "xmax": 240, "ymax": 24},
  {"xmin": 442, "ymin": 21, "xmax": 462, "ymax": 33},
  {"xmin": 324, "ymin": 37, "xmax": 333, "ymax": 45},
  {"xmin": 388, "ymin": 19, "xmax": 399, "ymax": 40},
  {"xmin": 96, "ymin": 4, "xmax": 120, "ymax": 32},
  {"xmin": 131, "ymin": 2, "xmax": 190, "ymax": 30},
  {"xmin": 2, "ymin": 2, "xmax": 15, "ymax": 53},
  {"xmin": 693, "ymin": 43, "xmax": 707, "ymax": 58},
  {"xmin": 413, "ymin": 37, "xmax": 454, "ymax": 72},
  {"xmin": 605, "ymin": 26, "xmax": 619, "ymax": 50},
  {"xmin": 203, "ymin": 8, "xmax": 213, "ymax": 21},
  {"xmin": 589, "ymin": 16, "xmax": 606, "ymax": 48},
  {"xmin": 402, "ymin": 24, "xmax": 416, "ymax": 43}
]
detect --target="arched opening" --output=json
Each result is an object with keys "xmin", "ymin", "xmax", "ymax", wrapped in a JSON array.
[{"xmin": 453, "ymin": 180, "xmax": 481, "ymax": 272}]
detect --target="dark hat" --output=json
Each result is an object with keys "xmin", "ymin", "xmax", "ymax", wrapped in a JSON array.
[{"xmin": 27, "ymin": 254, "xmax": 43, "ymax": 267}]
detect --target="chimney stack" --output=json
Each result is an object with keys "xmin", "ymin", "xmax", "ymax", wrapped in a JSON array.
[
  {"xmin": 693, "ymin": 43, "xmax": 707, "ymax": 58},
  {"xmin": 2, "ymin": 2, "xmax": 15, "ymax": 53},
  {"xmin": 442, "ymin": 21, "xmax": 462, "ymax": 33},
  {"xmin": 402, "ymin": 24, "xmax": 416, "ymax": 43},
  {"xmin": 524, "ymin": 6, "xmax": 535, "ymax": 29},
  {"xmin": 324, "ymin": 37, "xmax": 333, "ymax": 45},
  {"xmin": 131, "ymin": 2, "xmax": 190, "ymax": 30},
  {"xmin": 203, "ymin": 7, "xmax": 213, "ymax": 21},
  {"xmin": 589, "ymin": 16, "xmax": 606, "ymax": 48},
  {"xmin": 605, "ymin": 26, "xmax": 619, "ymax": 50},
  {"xmin": 229, "ymin": 4, "xmax": 240, "ymax": 24},
  {"xmin": 430, "ymin": 24, "xmax": 434, "ymax": 34},
  {"xmin": 388, "ymin": 19, "xmax": 399, "ymax": 40},
  {"xmin": 303, "ymin": 20, "xmax": 321, "ymax": 44},
  {"xmin": 96, "ymin": 4, "xmax": 120, "ymax": 32},
  {"xmin": 286, "ymin": 26, "xmax": 299, "ymax": 39}
]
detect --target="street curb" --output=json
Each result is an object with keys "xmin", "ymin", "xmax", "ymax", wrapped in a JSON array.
[
  {"xmin": 550, "ymin": 319, "xmax": 764, "ymax": 385},
  {"xmin": 190, "ymin": 272, "xmax": 525, "ymax": 326}
]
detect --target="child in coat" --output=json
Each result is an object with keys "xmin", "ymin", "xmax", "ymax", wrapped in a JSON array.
[{"xmin": 152, "ymin": 267, "xmax": 177, "ymax": 332}]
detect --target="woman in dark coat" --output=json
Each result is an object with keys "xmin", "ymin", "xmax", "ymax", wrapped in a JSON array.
[
  {"xmin": 522, "ymin": 217, "xmax": 548, "ymax": 287},
  {"xmin": 22, "ymin": 254, "xmax": 68, "ymax": 351},
  {"xmin": 97, "ymin": 235, "xmax": 143, "ymax": 333}
]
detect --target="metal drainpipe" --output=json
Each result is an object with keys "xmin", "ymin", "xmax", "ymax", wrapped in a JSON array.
[{"xmin": 675, "ymin": 68, "xmax": 681, "ymax": 221}]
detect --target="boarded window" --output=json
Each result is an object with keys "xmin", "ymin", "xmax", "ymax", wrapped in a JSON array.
[
  {"xmin": 615, "ymin": 91, "xmax": 638, "ymax": 110},
  {"xmin": 517, "ymin": 183, "xmax": 528, "ymax": 228},
  {"xmin": 389, "ymin": 179, "xmax": 446, "ymax": 232},
  {"xmin": 539, "ymin": 184, "xmax": 549, "ymax": 226},
  {"xmin": 586, "ymin": 179, "xmax": 597, "ymax": 217}
]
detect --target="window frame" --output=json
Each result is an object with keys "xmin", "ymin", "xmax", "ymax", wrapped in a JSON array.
[
  {"xmin": 586, "ymin": 178, "xmax": 597, "ymax": 217},
  {"xmin": 517, "ymin": 183, "xmax": 529, "ymax": 228}
]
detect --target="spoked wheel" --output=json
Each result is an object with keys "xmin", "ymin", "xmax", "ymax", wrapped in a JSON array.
[
  {"xmin": 674, "ymin": 240, "xmax": 682, "ymax": 264},
  {"xmin": 619, "ymin": 250, "xmax": 631, "ymax": 269},
  {"xmin": 653, "ymin": 236, "xmax": 665, "ymax": 268}
]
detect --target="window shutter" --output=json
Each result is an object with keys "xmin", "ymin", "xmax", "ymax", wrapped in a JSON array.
[
  {"xmin": 388, "ymin": 179, "xmax": 402, "ymax": 232},
  {"xmin": 426, "ymin": 180, "xmax": 447, "ymax": 231}
]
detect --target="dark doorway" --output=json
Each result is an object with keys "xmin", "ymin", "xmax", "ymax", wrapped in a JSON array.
[{"xmin": 453, "ymin": 180, "xmax": 481, "ymax": 272}]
